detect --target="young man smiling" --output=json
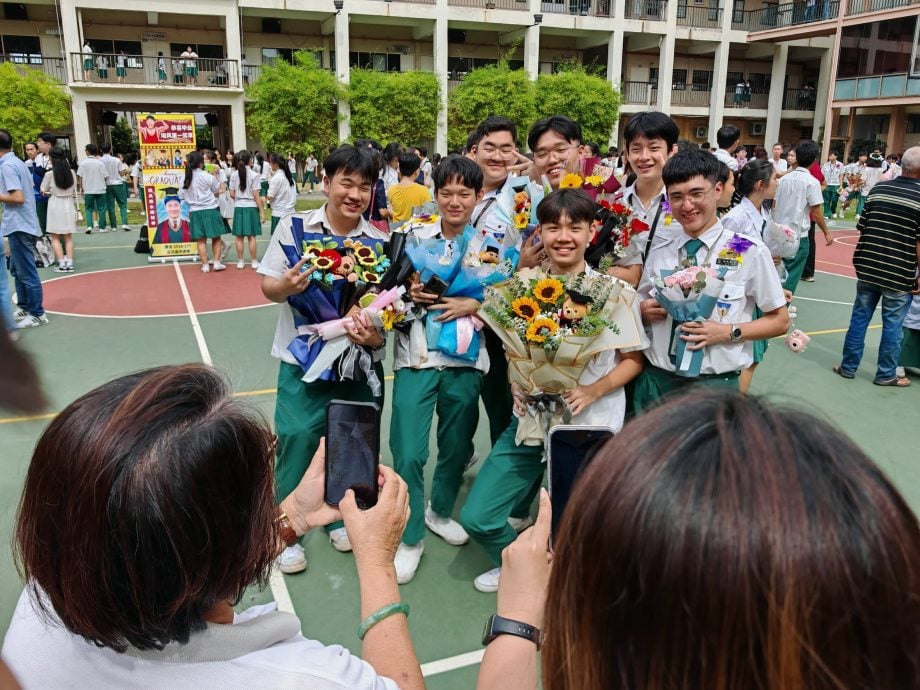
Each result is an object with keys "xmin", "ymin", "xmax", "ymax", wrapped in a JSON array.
[
  {"xmin": 634, "ymin": 149, "xmax": 789, "ymax": 411},
  {"xmin": 259, "ymin": 145, "xmax": 389, "ymax": 572}
]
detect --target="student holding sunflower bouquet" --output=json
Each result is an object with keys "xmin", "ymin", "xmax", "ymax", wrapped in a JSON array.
[{"xmin": 460, "ymin": 188, "xmax": 647, "ymax": 593}]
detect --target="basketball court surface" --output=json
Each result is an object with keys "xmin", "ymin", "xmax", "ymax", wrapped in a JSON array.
[{"xmin": 1, "ymin": 221, "xmax": 918, "ymax": 688}]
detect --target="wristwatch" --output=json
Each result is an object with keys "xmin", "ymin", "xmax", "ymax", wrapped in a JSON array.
[
  {"xmin": 482, "ymin": 614, "xmax": 543, "ymax": 650},
  {"xmin": 730, "ymin": 324, "xmax": 743, "ymax": 343}
]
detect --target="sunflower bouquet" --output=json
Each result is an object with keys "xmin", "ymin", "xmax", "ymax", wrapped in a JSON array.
[{"xmin": 479, "ymin": 267, "xmax": 644, "ymax": 445}]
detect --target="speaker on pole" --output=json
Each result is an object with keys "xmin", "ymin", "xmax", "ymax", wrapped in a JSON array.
[{"xmin": 205, "ymin": 112, "xmax": 219, "ymax": 127}]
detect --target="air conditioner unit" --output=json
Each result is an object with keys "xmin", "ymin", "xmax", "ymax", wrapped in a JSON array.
[
  {"xmin": 695, "ymin": 125, "xmax": 708, "ymax": 138},
  {"xmin": 749, "ymin": 122, "xmax": 765, "ymax": 136}
]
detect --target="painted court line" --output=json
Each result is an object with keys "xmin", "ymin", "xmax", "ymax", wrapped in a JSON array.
[
  {"xmin": 420, "ymin": 649, "xmax": 485, "ymax": 677},
  {"xmin": 173, "ymin": 262, "xmax": 213, "ymax": 366}
]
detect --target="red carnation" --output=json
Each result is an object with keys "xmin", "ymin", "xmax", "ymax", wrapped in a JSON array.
[
  {"xmin": 611, "ymin": 203, "xmax": 629, "ymax": 215},
  {"xmin": 630, "ymin": 218, "xmax": 650, "ymax": 233}
]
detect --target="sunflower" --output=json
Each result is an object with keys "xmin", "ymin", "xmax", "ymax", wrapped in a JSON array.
[
  {"xmin": 363, "ymin": 270, "xmax": 380, "ymax": 284},
  {"xmin": 584, "ymin": 175, "xmax": 603, "ymax": 188},
  {"xmin": 525, "ymin": 317, "xmax": 558, "ymax": 344},
  {"xmin": 354, "ymin": 244, "xmax": 378, "ymax": 266},
  {"xmin": 312, "ymin": 249, "xmax": 341, "ymax": 271},
  {"xmin": 514, "ymin": 211, "xmax": 530, "ymax": 229},
  {"xmin": 560, "ymin": 173, "xmax": 584, "ymax": 189},
  {"xmin": 533, "ymin": 277, "xmax": 564, "ymax": 304},
  {"xmin": 511, "ymin": 296, "xmax": 540, "ymax": 322}
]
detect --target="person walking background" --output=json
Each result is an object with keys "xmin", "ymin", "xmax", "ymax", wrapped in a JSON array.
[{"xmin": 40, "ymin": 147, "xmax": 79, "ymax": 272}]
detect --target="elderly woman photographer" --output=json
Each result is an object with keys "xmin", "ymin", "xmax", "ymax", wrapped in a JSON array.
[{"xmin": 3, "ymin": 364, "xmax": 423, "ymax": 690}]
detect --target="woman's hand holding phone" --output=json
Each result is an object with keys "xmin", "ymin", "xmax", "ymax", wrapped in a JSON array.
[
  {"xmin": 341, "ymin": 465, "xmax": 409, "ymax": 571},
  {"xmin": 497, "ymin": 489, "xmax": 552, "ymax": 629},
  {"xmin": 281, "ymin": 438, "xmax": 342, "ymax": 536}
]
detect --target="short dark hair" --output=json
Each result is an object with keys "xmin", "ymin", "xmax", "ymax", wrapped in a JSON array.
[
  {"xmin": 737, "ymin": 158, "xmax": 774, "ymax": 196},
  {"xmin": 15, "ymin": 365, "xmax": 279, "ymax": 652},
  {"xmin": 382, "ymin": 142, "xmax": 402, "ymax": 164},
  {"xmin": 528, "ymin": 115, "xmax": 582, "ymax": 152},
  {"xmin": 100, "ymin": 142, "xmax": 112, "ymax": 154},
  {"xmin": 794, "ymin": 140, "xmax": 819, "ymax": 168},
  {"xmin": 716, "ymin": 160, "xmax": 731, "ymax": 185},
  {"xmin": 0, "ymin": 128, "xmax": 12, "ymax": 150},
  {"xmin": 701, "ymin": 141, "xmax": 711, "ymax": 150},
  {"xmin": 324, "ymin": 145, "xmax": 378, "ymax": 185},
  {"xmin": 583, "ymin": 141, "xmax": 600, "ymax": 156},
  {"xmin": 37, "ymin": 132, "xmax": 56, "ymax": 145},
  {"xmin": 397, "ymin": 151, "xmax": 421, "ymax": 178},
  {"xmin": 662, "ymin": 148, "xmax": 722, "ymax": 188},
  {"xmin": 716, "ymin": 125, "xmax": 741, "ymax": 149},
  {"xmin": 432, "ymin": 155, "xmax": 483, "ymax": 193},
  {"xmin": 623, "ymin": 112, "xmax": 680, "ymax": 150},
  {"xmin": 85, "ymin": 143, "xmax": 99, "ymax": 156},
  {"xmin": 856, "ymin": 150, "xmax": 867, "ymax": 158},
  {"xmin": 416, "ymin": 146, "xmax": 428, "ymax": 158},
  {"xmin": 536, "ymin": 188, "xmax": 596, "ymax": 226},
  {"xmin": 473, "ymin": 116, "xmax": 518, "ymax": 148}
]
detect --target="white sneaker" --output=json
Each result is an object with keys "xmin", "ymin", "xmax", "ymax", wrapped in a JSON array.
[
  {"xmin": 329, "ymin": 527, "xmax": 352, "ymax": 552},
  {"xmin": 212, "ymin": 261, "xmax": 227, "ymax": 272},
  {"xmin": 99, "ymin": 228, "xmax": 110, "ymax": 233},
  {"xmin": 251, "ymin": 259, "xmax": 260, "ymax": 270},
  {"xmin": 474, "ymin": 567, "xmax": 501, "ymax": 593},
  {"xmin": 394, "ymin": 541, "xmax": 424, "ymax": 584},
  {"xmin": 508, "ymin": 516, "xmax": 534, "ymax": 533},
  {"xmin": 12, "ymin": 308, "xmax": 27, "ymax": 321},
  {"xmin": 277, "ymin": 543, "xmax": 307, "ymax": 574},
  {"xmin": 425, "ymin": 504, "xmax": 469, "ymax": 545},
  {"xmin": 200, "ymin": 264, "xmax": 210, "ymax": 273},
  {"xmin": 236, "ymin": 260, "xmax": 245, "ymax": 269},
  {"xmin": 463, "ymin": 451, "xmax": 479, "ymax": 472},
  {"xmin": 122, "ymin": 224, "xmax": 131, "ymax": 231},
  {"xmin": 16, "ymin": 314, "xmax": 48, "ymax": 329}
]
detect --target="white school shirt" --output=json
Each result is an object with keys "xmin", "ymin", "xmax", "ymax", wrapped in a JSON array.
[
  {"xmin": 3, "ymin": 590, "xmax": 397, "ymax": 690},
  {"xmin": 76, "ymin": 157, "xmax": 108, "ymax": 195},
  {"xmin": 860, "ymin": 166, "xmax": 883, "ymax": 197},
  {"xmin": 383, "ymin": 166, "xmax": 398, "ymax": 192},
  {"xmin": 714, "ymin": 148, "xmax": 738, "ymax": 172},
  {"xmin": 179, "ymin": 169, "xmax": 220, "ymax": 212},
  {"xmin": 116, "ymin": 54, "xmax": 126, "ymax": 68},
  {"xmin": 772, "ymin": 167, "xmax": 823, "ymax": 238},
  {"xmin": 770, "ymin": 157, "xmax": 788, "ymax": 174},
  {"xmin": 230, "ymin": 167, "xmax": 261, "ymax": 208},
  {"xmin": 471, "ymin": 176, "xmax": 507, "ymax": 232},
  {"xmin": 257, "ymin": 206, "xmax": 389, "ymax": 365},
  {"xmin": 821, "ymin": 160, "xmax": 843, "ymax": 186},
  {"xmin": 721, "ymin": 197, "xmax": 769, "ymax": 240},
  {"xmin": 306, "ymin": 157, "xmax": 318, "ymax": 173},
  {"xmin": 268, "ymin": 173, "xmax": 297, "ymax": 217},
  {"xmin": 82, "ymin": 44, "xmax": 91, "ymax": 60},
  {"xmin": 637, "ymin": 220, "xmax": 787, "ymax": 375},
  {"xmin": 287, "ymin": 158, "xmax": 297, "ymax": 176},
  {"xmin": 157, "ymin": 56, "xmax": 166, "ymax": 72},
  {"xmin": 101, "ymin": 154, "xmax": 126, "ymax": 186},
  {"xmin": 617, "ymin": 182, "xmax": 684, "ymax": 266},
  {"xmin": 392, "ymin": 220, "xmax": 490, "ymax": 374}
]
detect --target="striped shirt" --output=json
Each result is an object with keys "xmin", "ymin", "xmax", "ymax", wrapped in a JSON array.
[{"xmin": 853, "ymin": 177, "xmax": 920, "ymax": 292}]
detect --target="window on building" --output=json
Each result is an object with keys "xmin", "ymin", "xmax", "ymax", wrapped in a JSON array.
[
  {"xmin": 349, "ymin": 52, "xmax": 400, "ymax": 72},
  {"xmin": 672, "ymin": 68, "xmax": 687, "ymax": 90},
  {"xmin": 261, "ymin": 48, "xmax": 294, "ymax": 65},
  {"xmin": 86, "ymin": 40, "xmax": 143, "ymax": 67},
  {"xmin": 726, "ymin": 70, "xmax": 743, "ymax": 89},
  {"xmin": 838, "ymin": 17, "xmax": 917, "ymax": 78},
  {"xmin": 732, "ymin": 0, "xmax": 745, "ymax": 23},
  {"xmin": 508, "ymin": 60, "xmax": 525, "ymax": 71},
  {"xmin": 748, "ymin": 72, "xmax": 771, "ymax": 93},
  {"xmin": 1, "ymin": 35, "xmax": 41, "ymax": 64},
  {"xmin": 649, "ymin": 67, "xmax": 659, "ymax": 87},
  {"xmin": 170, "ymin": 43, "xmax": 224, "ymax": 60},
  {"xmin": 447, "ymin": 56, "xmax": 498, "ymax": 80},
  {"xmin": 692, "ymin": 69, "xmax": 714, "ymax": 91}
]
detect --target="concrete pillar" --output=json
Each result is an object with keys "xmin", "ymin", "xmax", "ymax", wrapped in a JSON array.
[
  {"xmin": 812, "ymin": 47, "xmax": 831, "ymax": 142},
  {"xmin": 607, "ymin": 30, "xmax": 623, "ymax": 147},
  {"xmin": 886, "ymin": 105, "xmax": 906, "ymax": 154},
  {"xmin": 764, "ymin": 43, "xmax": 788, "ymax": 148},
  {"xmin": 708, "ymin": 41, "xmax": 730, "ymax": 145},
  {"xmin": 434, "ymin": 17, "xmax": 448, "ymax": 155},
  {"xmin": 70, "ymin": 92, "xmax": 91, "ymax": 154},
  {"xmin": 525, "ymin": 24, "xmax": 540, "ymax": 79},
  {"xmin": 334, "ymin": 8, "xmax": 351, "ymax": 142},
  {"xmin": 230, "ymin": 98, "xmax": 247, "ymax": 152},
  {"xmin": 656, "ymin": 2, "xmax": 677, "ymax": 113}
]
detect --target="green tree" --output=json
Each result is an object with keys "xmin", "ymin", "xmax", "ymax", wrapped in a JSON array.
[
  {"xmin": 195, "ymin": 124, "xmax": 213, "ymax": 150},
  {"xmin": 347, "ymin": 70, "xmax": 439, "ymax": 145},
  {"xmin": 110, "ymin": 117, "xmax": 138, "ymax": 155},
  {"xmin": 447, "ymin": 64, "xmax": 536, "ymax": 151},
  {"xmin": 0, "ymin": 62, "xmax": 71, "ymax": 150},
  {"xmin": 534, "ymin": 66, "xmax": 621, "ymax": 147},
  {"xmin": 246, "ymin": 51, "xmax": 341, "ymax": 159}
]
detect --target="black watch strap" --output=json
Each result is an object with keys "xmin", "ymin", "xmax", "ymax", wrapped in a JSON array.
[{"xmin": 482, "ymin": 614, "xmax": 543, "ymax": 650}]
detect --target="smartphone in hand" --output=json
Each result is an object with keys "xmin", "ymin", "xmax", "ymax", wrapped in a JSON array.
[
  {"xmin": 422, "ymin": 274, "xmax": 449, "ymax": 302},
  {"xmin": 324, "ymin": 400, "xmax": 380, "ymax": 509}
]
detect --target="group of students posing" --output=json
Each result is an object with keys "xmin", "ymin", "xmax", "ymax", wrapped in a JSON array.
[{"xmin": 259, "ymin": 109, "xmax": 809, "ymax": 590}]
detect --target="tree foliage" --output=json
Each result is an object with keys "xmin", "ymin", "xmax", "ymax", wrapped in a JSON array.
[
  {"xmin": 535, "ymin": 66, "xmax": 621, "ymax": 147},
  {"xmin": 447, "ymin": 64, "xmax": 537, "ymax": 151},
  {"xmin": 0, "ymin": 63, "xmax": 71, "ymax": 150},
  {"xmin": 246, "ymin": 51, "xmax": 341, "ymax": 158},
  {"xmin": 110, "ymin": 117, "xmax": 138, "ymax": 155},
  {"xmin": 347, "ymin": 70, "xmax": 439, "ymax": 145}
]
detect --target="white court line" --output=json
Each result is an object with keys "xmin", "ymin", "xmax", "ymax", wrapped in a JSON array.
[
  {"xmin": 268, "ymin": 569, "xmax": 296, "ymax": 615},
  {"xmin": 793, "ymin": 295, "xmax": 864, "ymax": 307},
  {"xmin": 420, "ymin": 649, "xmax": 485, "ymax": 678},
  {"xmin": 833, "ymin": 235, "xmax": 860, "ymax": 248},
  {"xmin": 815, "ymin": 269, "xmax": 855, "ymax": 280}
]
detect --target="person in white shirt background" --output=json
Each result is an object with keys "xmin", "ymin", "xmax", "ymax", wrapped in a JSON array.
[
  {"xmin": 100, "ymin": 142, "xmax": 130, "ymax": 231},
  {"xmin": 820, "ymin": 151, "xmax": 843, "ymax": 220},
  {"xmin": 76, "ymin": 144, "xmax": 109, "ymax": 232},
  {"xmin": 713, "ymin": 125, "xmax": 740, "ymax": 172},
  {"xmin": 267, "ymin": 152, "xmax": 297, "ymax": 234},
  {"xmin": 770, "ymin": 142, "xmax": 788, "ymax": 177},
  {"xmin": 179, "ymin": 151, "xmax": 225, "ymax": 272}
]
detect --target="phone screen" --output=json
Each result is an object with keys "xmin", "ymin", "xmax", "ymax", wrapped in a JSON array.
[
  {"xmin": 325, "ymin": 400, "xmax": 380, "ymax": 509},
  {"xmin": 423, "ymin": 275, "xmax": 449, "ymax": 299},
  {"xmin": 548, "ymin": 426, "xmax": 613, "ymax": 545}
]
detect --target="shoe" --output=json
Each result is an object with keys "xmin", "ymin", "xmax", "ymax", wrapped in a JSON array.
[
  {"xmin": 508, "ymin": 516, "xmax": 534, "ymax": 533},
  {"xmin": 832, "ymin": 365, "xmax": 855, "ymax": 380},
  {"xmin": 200, "ymin": 264, "xmax": 210, "ymax": 273},
  {"xmin": 394, "ymin": 542, "xmax": 424, "ymax": 584},
  {"xmin": 85, "ymin": 228, "xmax": 92, "ymax": 234},
  {"xmin": 329, "ymin": 527, "xmax": 353, "ymax": 552},
  {"xmin": 236, "ymin": 260, "xmax": 245, "ymax": 269},
  {"xmin": 474, "ymin": 567, "xmax": 501, "ymax": 593},
  {"xmin": 425, "ymin": 504, "xmax": 469, "ymax": 545},
  {"xmin": 801, "ymin": 276, "xmax": 815, "ymax": 282},
  {"xmin": 122, "ymin": 225, "xmax": 131, "ymax": 231},
  {"xmin": 12, "ymin": 308, "xmax": 27, "ymax": 321},
  {"xmin": 99, "ymin": 228, "xmax": 109, "ymax": 233},
  {"xmin": 463, "ymin": 451, "xmax": 479, "ymax": 472},
  {"xmin": 212, "ymin": 261, "xmax": 227, "ymax": 272},
  {"xmin": 873, "ymin": 375, "xmax": 911, "ymax": 387},
  {"xmin": 16, "ymin": 314, "xmax": 48, "ymax": 329},
  {"xmin": 277, "ymin": 543, "xmax": 307, "ymax": 574},
  {"xmin": 52, "ymin": 265, "xmax": 69, "ymax": 273},
  {"xmin": 251, "ymin": 259, "xmax": 260, "ymax": 270}
]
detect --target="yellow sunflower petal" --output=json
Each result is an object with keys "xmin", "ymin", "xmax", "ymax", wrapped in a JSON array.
[
  {"xmin": 525, "ymin": 317, "xmax": 559, "ymax": 344},
  {"xmin": 533, "ymin": 278, "xmax": 565, "ymax": 304},
  {"xmin": 560, "ymin": 173, "xmax": 584, "ymax": 189},
  {"xmin": 512, "ymin": 296, "xmax": 540, "ymax": 322}
]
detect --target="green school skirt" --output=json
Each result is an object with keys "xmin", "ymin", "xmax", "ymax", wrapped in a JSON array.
[
  {"xmin": 232, "ymin": 207, "xmax": 262, "ymax": 236},
  {"xmin": 189, "ymin": 208, "xmax": 225, "ymax": 239},
  {"xmin": 899, "ymin": 327, "xmax": 920, "ymax": 368}
]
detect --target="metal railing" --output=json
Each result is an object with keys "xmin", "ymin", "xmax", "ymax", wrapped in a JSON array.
[
  {"xmin": 783, "ymin": 86, "xmax": 817, "ymax": 110},
  {"xmin": 834, "ymin": 73, "xmax": 920, "ymax": 100},
  {"xmin": 676, "ymin": 5, "xmax": 723, "ymax": 27},
  {"xmin": 541, "ymin": 0, "xmax": 613, "ymax": 15},
  {"xmin": 723, "ymin": 90, "xmax": 769, "ymax": 108},
  {"xmin": 70, "ymin": 53, "xmax": 239, "ymax": 88},
  {"xmin": 448, "ymin": 79, "xmax": 462, "ymax": 92},
  {"xmin": 671, "ymin": 86, "xmax": 712, "ymax": 106},
  {"xmin": 846, "ymin": 0, "xmax": 919, "ymax": 14},
  {"xmin": 623, "ymin": 80, "xmax": 655, "ymax": 104},
  {"xmin": 448, "ymin": 0, "xmax": 528, "ymax": 7},
  {"xmin": 625, "ymin": 0, "xmax": 667, "ymax": 19},
  {"xmin": 0, "ymin": 54, "xmax": 66, "ymax": 82},
  {"xmin": 744, "ymin": 0, "xmax": 839, "ymax": 30}
]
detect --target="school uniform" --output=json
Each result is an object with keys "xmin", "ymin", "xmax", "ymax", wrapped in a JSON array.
[
  {"xmin": 391, "ymin": 220, "xmax": 489, "ymax": 546},
  {"xmin": 101, "ymin": 153, "xmax": 128, "ymax": 228},
  {"xmin": 461, "ymin": 265, "xmax": 647, "ymax": 566},
  {"xmin": 260, "ymin": 165, "xmax": 271, "ymax": 200},
  {"xmin": 229, "ymin": 167, "xmax": 262, "ymax": 236},
  {"xmin": 76, "ymin": 157, "xmax": 108, "ymax": 229},
  {"xmin": 617, "ymin": 182, "xmax": 683, "ymax": 266},
  {"xmin": 773, "ymin": 167, "xmax": 822, "ymax": 291},
  {"xmin": 257, "ymin": 207, "xmax": 389, "ymax": 528},
  {"xmin": 179, "ymin": 169, "xmax": 223, "ymax": 239},
  {"xmin": 632, "ymin": 220, "xmax": 787, "ymax": 413},
  {"xmin": 267, "ymin": 172, "xmax": 297, "ymax": 233},
  {"xmin": 115, "ymin": 54, "xmax": 127, "ymax": 78}
]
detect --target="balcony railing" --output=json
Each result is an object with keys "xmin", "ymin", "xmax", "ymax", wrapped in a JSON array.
[
  {"xmin": 834, "ymin": 73, "xmax": 920, "ymax": 100},
  {"xmin": 0, "ymin": 54, "xmax": 66, "ymax": 82},
  {"xmin": 623, "ymin": 80, "xmax": 655, "ymax": 104},
  {"xmin": 625, "ymin": 0, "xmax": 667, "ymax": 19},
  {"xmin": 70, "ymin": 53, "xmax": 239, "ymax": 88},
  {"xmin": 676, "ymin": 5, "xmax": 723, "ymax": 27},
  {"xmin": 448, "ymin": 0, "xmax": 528, "ymax": 7},
  {"xmin": 744, "ymin": 0, "xmax": 839, "ymax": 31},
  {"xmin": 783, "ymin": 86, "xmax": 817, "ymax": 110},
  {"xmin": 541, "ymin": 0, "xmax": 613, "ymax": 15},
  {"xmin": 723, "ymin": 90, "xmax": 769, "ymax": 108},
  {"xmin": 671, "ymin": 86, "xmax": 712, "ymax": 106},
  {"xmin": 846, "ymin": 0, "xmax": 919, "ymax": 14}
]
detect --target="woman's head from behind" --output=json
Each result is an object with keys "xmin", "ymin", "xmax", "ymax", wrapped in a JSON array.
[
  {"xmin": 544, "ymin": 391, "xmax": 919, "ymax": 690},
  {"xmin": 15, "ymin": 365, "xmax": 278, "ymax": 652}
]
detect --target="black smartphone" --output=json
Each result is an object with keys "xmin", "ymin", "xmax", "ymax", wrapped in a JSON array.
[
  {"xmin": 547, "ymin": 425, "xmax": 614, "ymax": 547},
  {"xmin": 324, "ymin": 400, "xmax": 380, "ymax": 509},
  {"xmin": 422, "ymin": 274, "xmax": 449, "ymax": 300}
]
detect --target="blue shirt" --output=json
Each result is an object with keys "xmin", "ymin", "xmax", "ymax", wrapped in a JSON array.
[{"xmin": 0, "ymin": 151, "xmax": 41, "ymax": 237}]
